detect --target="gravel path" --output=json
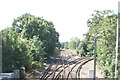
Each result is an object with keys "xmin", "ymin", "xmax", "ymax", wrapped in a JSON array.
[{"xmin": 80, "ymin": 60, "xmax": 103, "ymax": 78}]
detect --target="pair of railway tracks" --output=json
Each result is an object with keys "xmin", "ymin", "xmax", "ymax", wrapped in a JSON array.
[{"xmin": 39, "ymin": 50, "xmax": 94, "ymax": 80}]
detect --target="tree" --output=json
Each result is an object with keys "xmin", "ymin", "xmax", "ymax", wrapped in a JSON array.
[
  {"xmin": 2, "ymin": 13, "xmax": 59, "ymax": 72},
  {"xmin": 2, "ymin": 27, "xmax": 33, "ymax": 72},
  {"xmin": 12, "ymin": 13, "xmax": 59, "ymax": 57},
  {"xmin": 68, "ymin": 37, "xmax": 80, "ymax": 50},
  {"xmin": 84, "ymin": 10, "xmax": 117, "ymax": 78},
  {"xmin": 60, "ymin": 37, "xmax": 81, "ymax": 54}
]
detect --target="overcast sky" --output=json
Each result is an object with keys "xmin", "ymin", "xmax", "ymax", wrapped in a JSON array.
[{"xmin": 0, "ymin": 0, "xmax": 119, "ymax": 42}]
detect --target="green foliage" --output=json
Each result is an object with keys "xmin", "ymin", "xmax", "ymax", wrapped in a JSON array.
[
  {"xmin": 31, "ymin": 61, "xmax": 43, "ymax": 70},
  {"xmin": 60, "ymin": 10, "xmax": 119, "ymax": 78},
  {"xmin": 60, "ymin": 37, "xmax": 81, "ymax": 54},
  {"xmin": 2, "ymin": 28, "xmax": 33, "ymax": 72},
  {"xmin": 68, "ymin": 37, "xmax": 80, "ymax": 50},
  {"xmin": 84, "ymin": 10, "xmax": 118, "ymax": 78},
  {"xmin": 26, "ymin": 36, "xmax": 45, "ymax": 62},
  {"xmin": 12, "ymin": 13, "xmax": 59, "ymax": 55},
  {"xmin": 2, "ymin": 13, "xmax": 59, "ymax": 72},
  {"xmin": 64, "ymin": 42, "xmax": 69, "ymax": 49},
  {"xmin": 60, "ymin": 42, "xmax": 69, "ymax": 49}
]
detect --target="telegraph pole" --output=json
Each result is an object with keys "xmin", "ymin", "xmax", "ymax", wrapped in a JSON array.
[{"xmin": 94, "ymin": 36, "xmax": 98, "ymax": 80}]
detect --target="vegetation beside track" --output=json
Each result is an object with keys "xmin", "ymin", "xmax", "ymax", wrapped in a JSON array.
[
  {"xmin": 1, "ymin": 13, "xmax": 60, "ymax": 72},
  {"xmin": 60, "ymin": 10, "xmax": 120, "ymax": 78}
]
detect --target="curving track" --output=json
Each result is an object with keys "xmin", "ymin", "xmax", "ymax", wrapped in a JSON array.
[{"xmin": 39, "ymin": 50, "xmax": 94, "ymax": 80}]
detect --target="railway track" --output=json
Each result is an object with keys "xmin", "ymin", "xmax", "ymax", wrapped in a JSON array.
[
  {"xmin": 39, "ymin": 50, "xmax": 94, "ymax": 80},
  {"xmin": 40, "ymin": 50, "xmax": 72, "ymax": 80}
]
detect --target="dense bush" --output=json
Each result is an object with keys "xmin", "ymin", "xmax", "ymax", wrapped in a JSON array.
[{"xmin": 2, "ymin": 14, "xmax": 59, "ymax": 72}]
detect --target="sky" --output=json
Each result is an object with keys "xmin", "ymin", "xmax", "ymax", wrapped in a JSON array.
[{"xmin": 0, "ymin": 0, "xmax": 119, "ymax": 42}]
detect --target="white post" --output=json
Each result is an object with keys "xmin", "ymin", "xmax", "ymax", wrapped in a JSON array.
[
  {"xmin": 14, "ymin": 70, "xmax": 20, "ymax": 78},
  {"xmin": 115, "ymin": 16, "xmax": 119, "ymax": 79},
  {"xmin": 88, "ymin": 70, "xmax": 94, "ymax": 78}
]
